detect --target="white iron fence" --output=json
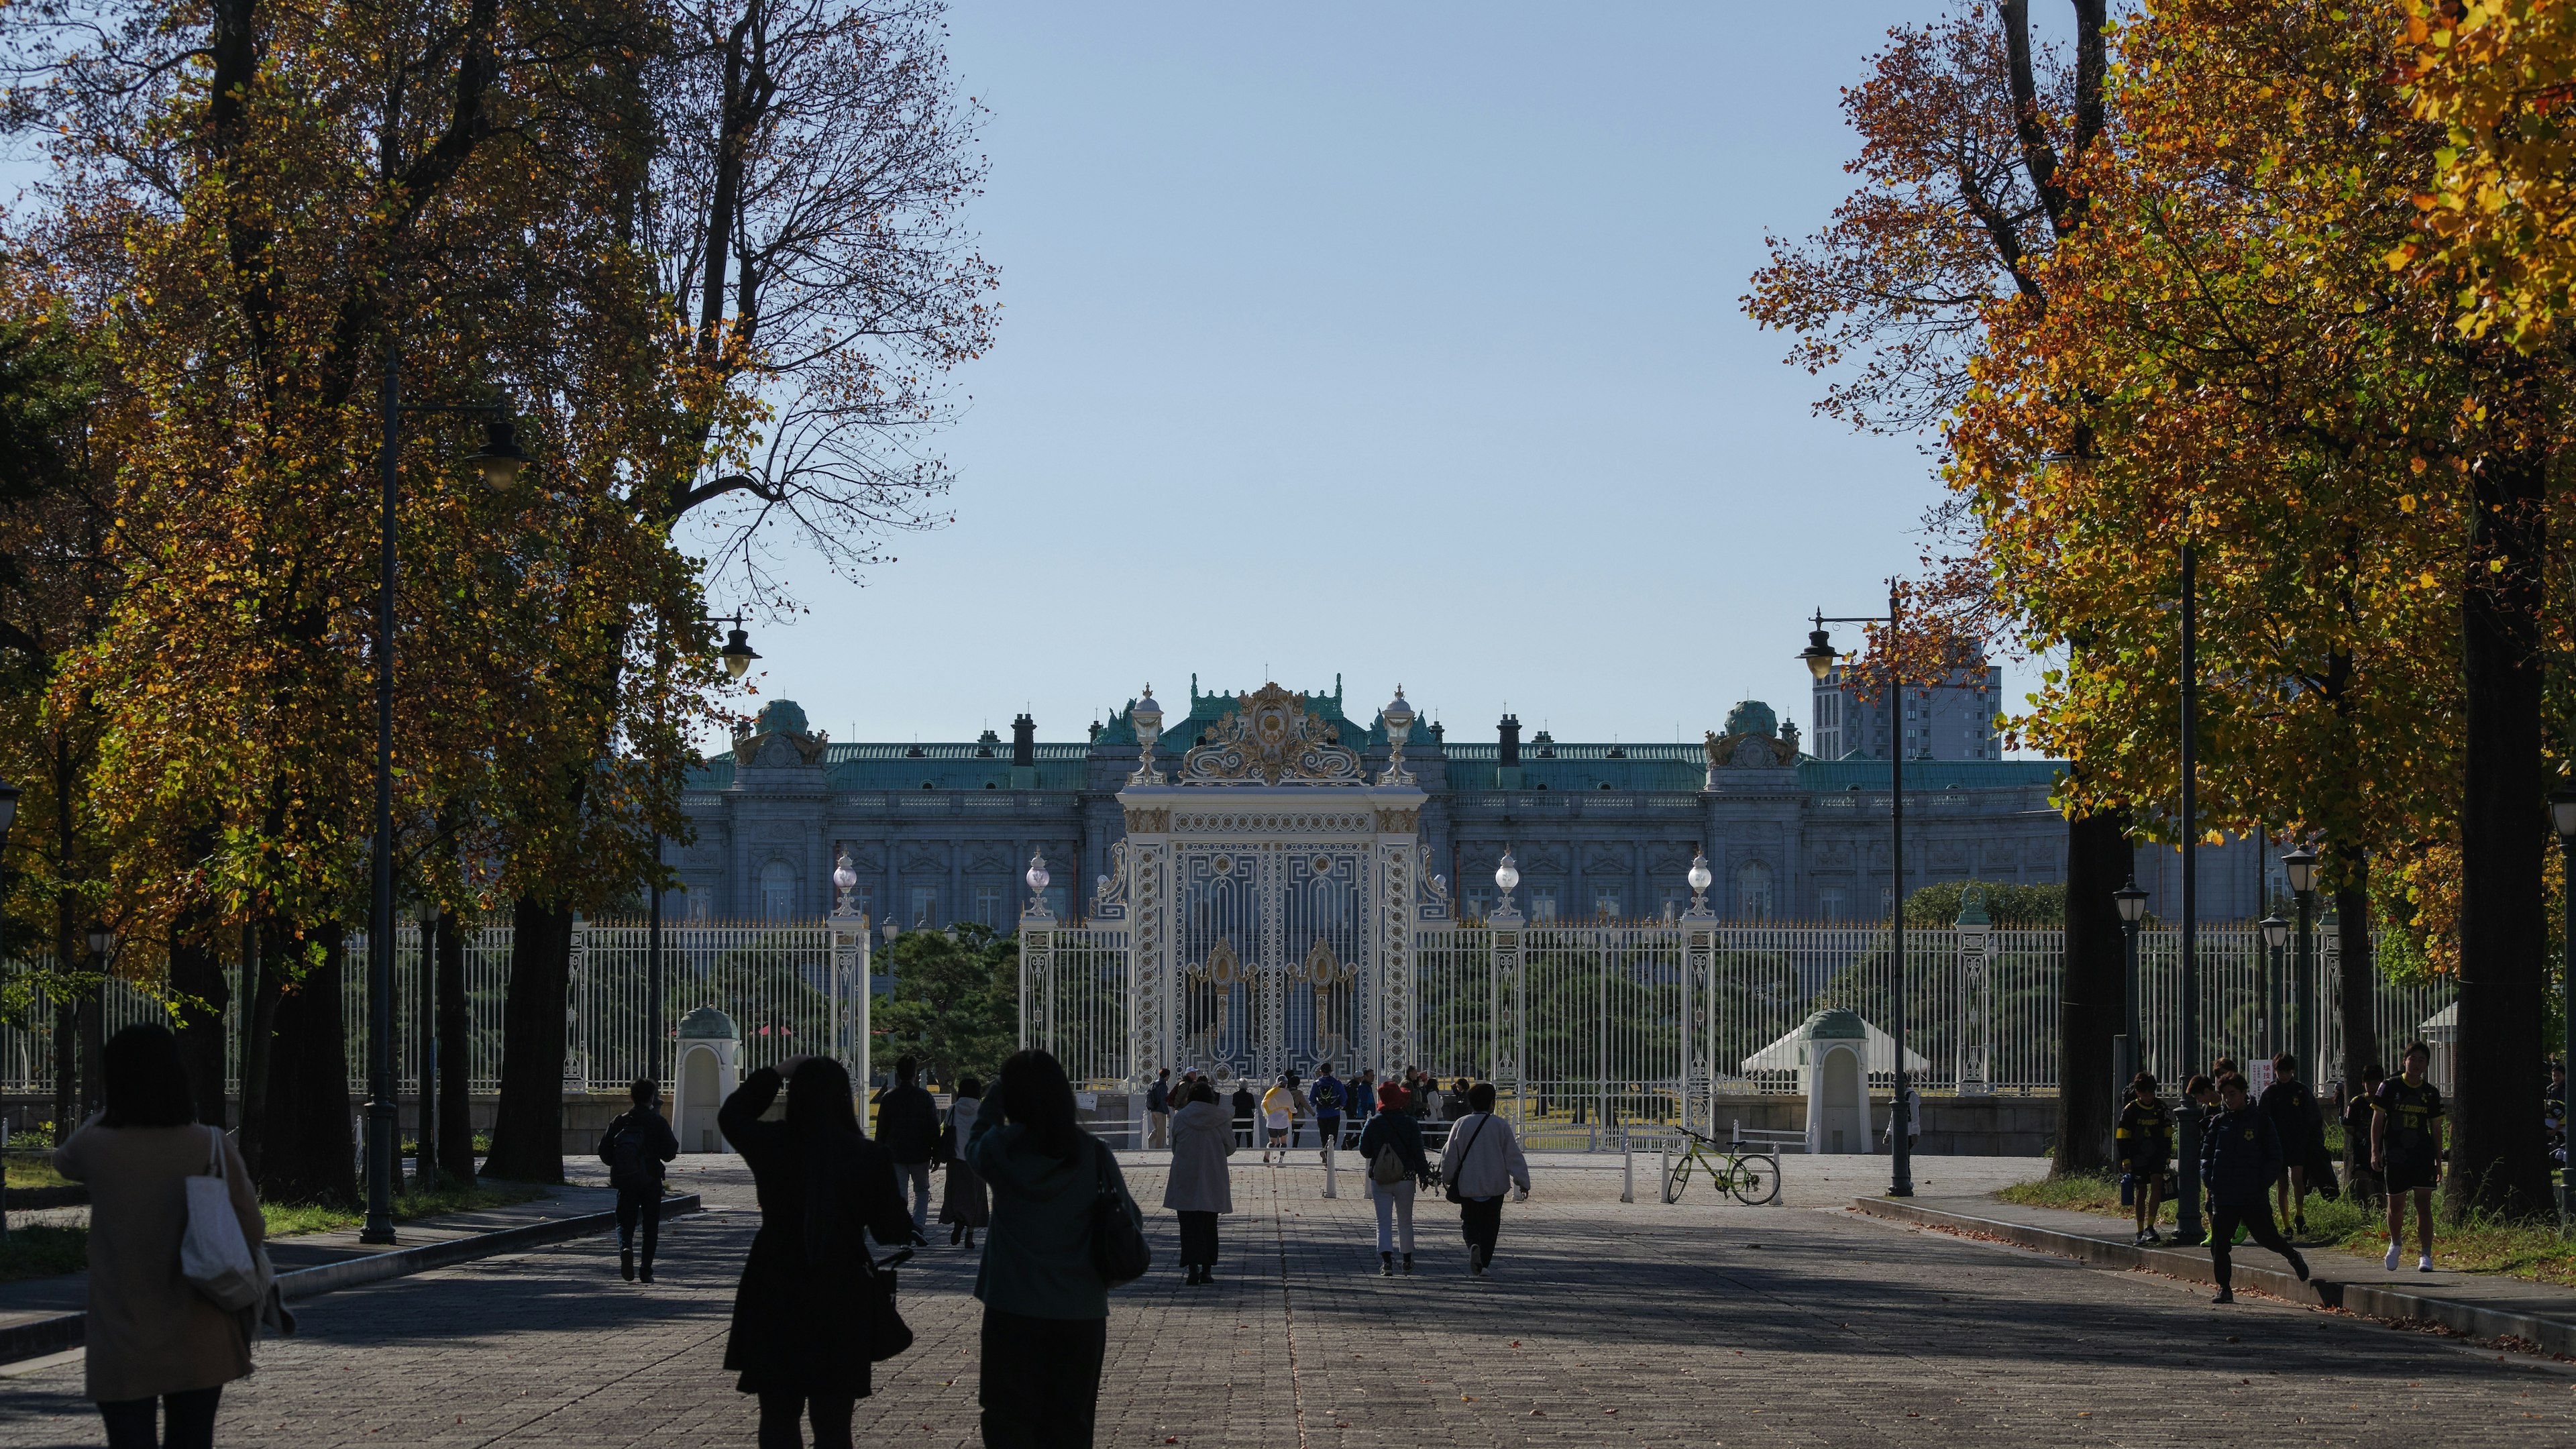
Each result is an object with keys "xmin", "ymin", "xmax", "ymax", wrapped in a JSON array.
[
  {"xmin": 0, "ymin": 920, "xmax": 865, "ymax": 1099},
  {"xmin": 1022, "ymin": 921, "xmax": 2457, "ymax": 1114}
]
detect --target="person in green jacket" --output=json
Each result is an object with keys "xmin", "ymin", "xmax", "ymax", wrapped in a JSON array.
[{"xmin": 967, "ymin": 1049, "xmax": 1144, "ymax": 1448}]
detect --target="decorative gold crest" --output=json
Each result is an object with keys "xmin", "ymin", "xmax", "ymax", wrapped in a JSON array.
[{"xmin": 1179, "ymin": 683, "xmax": 1364, "ymax": 787}]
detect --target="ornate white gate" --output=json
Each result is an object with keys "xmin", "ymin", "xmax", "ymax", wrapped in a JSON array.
[{"xmin": 1106, "ymin": 682, "xmax": 1436, "ymax": 1089}]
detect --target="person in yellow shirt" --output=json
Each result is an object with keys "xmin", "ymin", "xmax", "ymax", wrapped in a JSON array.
[{"xmin": 1260, "ymin": 1075, "xmax": 1299, "ymax": 1165}]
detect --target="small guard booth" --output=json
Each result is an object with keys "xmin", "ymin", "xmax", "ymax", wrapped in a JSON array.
[
  {"xmin": 1794, "ymin": 1008, "xmax": 1871, "ymax": 1155},
  {"xmin": 676, "ymin": 1006, "xmax": 742, "ymax": 1154}
]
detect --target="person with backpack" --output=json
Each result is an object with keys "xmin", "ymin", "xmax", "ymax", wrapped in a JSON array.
[
  {"xmin": 2201, "ymin": 1071, "xmax": 2310, "ymax": 1303},
  {"xmin": 1346, "ymin": 1068, "xmax": 1377, "ymax": 1148},
  {"xmin": 969, "ymin": 1049, "xmax": 1146, "ymax": 1446},
  {"xmin": 1357, "ymin": 1081, "xmax": 1434, "ymax": 1276},
  {"xmin": 598, "ymin": 1076, "xmax": 680, "ymax": 1283},
  {"xmin": 2343, "ymin": 1063, "xmax": 2386, "ymax": 1204},
  {"xmin": 55, "ymin": 1024, "xmax": 268, "ymax": 1449},
  {"xmin": 870, "ymin": 1055, "xmax": 943, "ymax": 1241},
  {"xmin": 718, "ymin": 1056, "xmax": 916, "ymax": 1449},
  {"xmin": 1164, "ymin": 1079, "xmax": 1234, "ymax": 1285},
  {"xmin": 1309, "ymin": 1063, "xmax": 1346, "ymax": 1163},
  {"xmin": 1437, "ymin": 1082, "xmax": 1529, "ymax": 1278},
  {"xmin": 1260, "ymin": 1073, "xmax": 1299, "ymax": 1165}
]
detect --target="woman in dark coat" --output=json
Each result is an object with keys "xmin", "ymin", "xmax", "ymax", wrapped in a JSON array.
[
  {"xmin": 939, "ymin": 1075, "xmax": 991, "ymax": 1248},
  {"xmin": 720, "ymin": 1057, "xmax": 915, "ymax": 1449}
]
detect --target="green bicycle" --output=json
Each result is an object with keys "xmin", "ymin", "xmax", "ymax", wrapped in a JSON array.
[{"xmin": 1666, "ymin": 1127, "xmax": 1782, "ymax": 1205}]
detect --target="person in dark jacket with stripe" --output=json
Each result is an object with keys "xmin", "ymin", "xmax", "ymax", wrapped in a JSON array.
[{"xmin": 2200, "ymin": 1072, "xmax": 2310, "ymax": 1303}]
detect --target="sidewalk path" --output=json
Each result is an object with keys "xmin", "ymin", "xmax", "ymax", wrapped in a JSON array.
[
  {"xmin": 0, "ymin": 1179, "xmax": 623, "ymax": 1344},
  {"xmin": 3, "ymin": 1150, "xmax": 2569, "ymax": 1445},
  {"xmin": 1860, "ymin": 1190, "xmax": 2576, "ymax": 1351}
]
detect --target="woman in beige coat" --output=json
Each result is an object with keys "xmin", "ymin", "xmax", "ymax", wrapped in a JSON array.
[{"xmin": 55, "ymin": 1024, "xmax": 263, "ymax": 1448}]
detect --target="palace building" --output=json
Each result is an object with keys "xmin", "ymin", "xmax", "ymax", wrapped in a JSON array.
[{"xmin": 668, "ymin": 678, "xmax": 2102, "ymax": 930}]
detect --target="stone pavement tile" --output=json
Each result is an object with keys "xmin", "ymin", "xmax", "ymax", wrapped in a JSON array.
[{"xmin": 2, "ymin": 1152, "xmax": 2570, "ymax": 1446}]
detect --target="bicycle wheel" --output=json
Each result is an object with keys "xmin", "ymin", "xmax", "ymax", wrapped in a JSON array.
[
  {"xmin": 1729, "ymin": 1153, "xmax": 1781, "ymax": 1206},
  {"xmin": 1668, "ymin": 1150, "xmax": 1698, "ymax": 1201}
]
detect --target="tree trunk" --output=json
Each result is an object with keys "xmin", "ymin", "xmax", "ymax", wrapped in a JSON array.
[
  {"xmin": 258, "ymin": 924, "xmax": 356, "ymax": 1206},
  {"xmin": 77, "ymin": 986, "xmax": 104, "ymax": 1115},
  {"xmin": 2331, "ymin": 844, "xmax": 2377, "ymax": 1097},
  {"xmin": 2453, "ymin": 429, "xmax": 2552, "ymax": 1218},
  {"xmin": 237, "ymin": 920, "xmax": 284, "ymax": 1177},
  {"xmin": 2054, "ymin": 808, "xmax": 2132, "ymax": 1175},
  {"xmin": 483, "ymin": 897, "xmax": 570, "ymax": 1182},
  {"xmin": 168, "ymin": 934, "xmax": 231, "ymax": 1128},
  {"xmin": 435, "ymin": 912, "xmax": 476, "ymax": 1184},
  {"xmin": 49, "ymin": 996, "xmax": 74, "ymax": 1144}
]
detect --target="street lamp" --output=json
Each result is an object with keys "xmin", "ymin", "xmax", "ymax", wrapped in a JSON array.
[
  {"xmin": 2552, "ymin": 789, "xmax": 2576, "ymax": 1222},
  {"xmin": 2113, "ymin": 877, "xmax": 2149, "ymax": 1092},
  {"xmin": 1494, "ymin": 850, "xmax": 1520, "ymax": 910},
  {"xmin": 1801, "ymin": 582, "xmax": 1916, "ymax": 1197},
  {"xmin": 2259, "ymin": 912, "xmax": 2289, "ymax": 1058},
  {"xmin": 1025, "ymin": 853, "xmax": 1051, "ymax": 913},
  {"xmin": 2282, "ymin": 845, "xmax": 2320, "ymax": 1079},
  {"xmin": 0, "ymin": 776, "xmax": 17, "ymax": 1242},
  {"xmin": 463, "ymin": 415, "xmax": 529, "ymax": 492},
  {"xmin": 1686, "ymin": 852, "xmax": 1713, "ymax": 913}
]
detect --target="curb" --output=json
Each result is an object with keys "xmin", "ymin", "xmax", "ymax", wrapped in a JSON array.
[
  {"xmin": 1852, "ymin": 1196, "xmax": 2576, "ymax": 1354},
  {"xmin": 0, "ymin": 1191, "xmax": 700, "ymax": 1366}
]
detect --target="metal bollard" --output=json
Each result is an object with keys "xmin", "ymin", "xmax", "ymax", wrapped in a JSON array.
[
  {"xmin": 1323, "ymin": 1140, "xmax": 1337, "ymax": 1198},
  {"xmin": 1621, "ymin": 1128, "xmax": 1634, "ymax": 1203},
  {"xmin": 1660, "ymin": 1135, "xmax": 1674, "ymax": 1204}
]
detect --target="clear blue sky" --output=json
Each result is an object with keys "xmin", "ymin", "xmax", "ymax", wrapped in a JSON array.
[{"xmin": 724, "ymin": 2, "xmax": 2002, "ymax": 750}]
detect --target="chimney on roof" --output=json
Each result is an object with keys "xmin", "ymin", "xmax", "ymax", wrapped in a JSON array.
[
  {"xmin": 1010, "ymin": 712, "xmax": 1038, "ymax": 790},
  {"xmin": 1497, "ymin": 714, "xmax": 1522, "ymax": 767}
]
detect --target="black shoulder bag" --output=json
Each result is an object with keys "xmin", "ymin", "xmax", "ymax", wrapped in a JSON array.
[
  {"xmin": 805, "ymin": 1140, "xmax": 914, "ymax": 1362},
  {"xmin": 1088, "ymin": 1138, "xmax": 1152, "ymax": 1286},
  {"xmin": 1442, "ymin": 1114, "xmax": 1491, "ymax": 1204}
]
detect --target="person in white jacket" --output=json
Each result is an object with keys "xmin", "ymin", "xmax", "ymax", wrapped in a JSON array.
[{"xmin": 1436, "ymin": 1081, "xmax": 1529, "ymax": 1277}]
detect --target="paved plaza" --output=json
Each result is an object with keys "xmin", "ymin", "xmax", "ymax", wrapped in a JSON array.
[{"xmin": 3, "ymin": 1152, "xmax": 2567, "ymax": 1446}]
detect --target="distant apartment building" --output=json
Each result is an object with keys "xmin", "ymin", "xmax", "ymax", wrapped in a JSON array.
[{"xmin": 1809, "ymin": 645, "xmax": 2004, "ymax": 763}]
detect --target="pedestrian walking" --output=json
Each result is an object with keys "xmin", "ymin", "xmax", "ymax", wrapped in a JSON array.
[
  {"xmin": 2200, "ymin": 1071, "xmax": 2310, "ymax": 1303},
  {"xmin": 1442, "ymin": 1078, "xmax": 1470, "ymax": 1123},
  {"xmin": 2114, "ymin": 1073, "xmax": 2171, "ymax": 1244},
  {"xmin": 1346, "ymin": 1069, "xmax": 1376, "ymax": 1148},
  {"xmin": 1165, "ymin": 1080, "xmax": 1234, "ymax": 1285},
  {"xmin": 598, "ymin": 1075, "xmax": 679, "ymax": 1283},
  {"xmin": 940, "ymin": 1076, "xmax": 991, "ymax": 1249},
  {"xmin": 54, "ymin": 1024, "xmax": 268, "ymax": 1449},
  {"xmin": 2341, "ymin": 1063, "xmax": 2386, "ymax": 1203},
  {"xmin": 872, "ymin": 1055, "xmax": 942, "ymax": 1241},
  {"xmin": 1146, "ymin": 1068, "xmax": 1172, "ymax": 1150},
  {"xmin": 1229, "ymin": 1079, "xmax": 1258, "ymax": 1149},
  {"xmin": 1358, "ymin": 1081, "xmax": 1434, "ymax": 1276},
  {"xmin": 1260, "ymin": 1074, "xmax": 1297, "ymax": 1164},
  {"xmin": 2259, "ymin": 1053, "xmax": 2326, "ymax": 1237},
  {"xmin": 718, "ymin": 1055, "xmax": 916, "ymax": 1449},
  {"xmin": 1437, "ymin": 1082, "xmax": 1529, "ymax": 1277},
  {"xmin": 2373, "ymin": 1041, "xmax": 2446, "ymax": 1273},
  {"xmin": 969, "ymin": 1049, "xmax": 1145, "ymax": 1448},
  {"xmin": 1310, "ymin": 1063, "xmax": 1346, "ymax": 1163}
]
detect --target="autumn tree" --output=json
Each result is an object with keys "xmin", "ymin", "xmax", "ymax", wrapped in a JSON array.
[{"xmin": 1744, "ymin": 0, "xmax": 2131, "ymax": 1172}]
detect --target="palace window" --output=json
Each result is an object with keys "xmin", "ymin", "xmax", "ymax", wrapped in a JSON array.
[
  {"xmin": 760, "ymin": 861, "xmax": 797, "ymax": 921},
  {"xmin": 1529, "ymin": 888, "xmax": 1558, "ymax": 922},
  {"xmin": 975, "ymin": 886, "xmax": 1004, "ymax": 930},
  {"xmin": 1735, "ymin": 861, "xmax": 1774, "ymax": 921},
  {"xmin": 1464, "ymin": 888, "xmax": 1493, "ymax": 922},
  {"xmin": 1819, "ymin": 887, "xmax": 1845, "ymax": 920},
  {"xmin": 910, "ymin": 886, "xmax": 939, "ymax": 927},
  {"xmin": 1593, "ymin": 889, "xmax": 1623, "ymax": 920}
]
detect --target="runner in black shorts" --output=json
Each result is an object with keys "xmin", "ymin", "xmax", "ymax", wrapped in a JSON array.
[{"xmin": 2372, "ymin": 1040, "xmax": 2445, "ymax": 1273}]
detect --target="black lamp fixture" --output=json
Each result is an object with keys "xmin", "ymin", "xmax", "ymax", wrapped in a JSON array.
[
  {"xmin": 720, "ymin": 626, "xmax": 761, "ymax": 680},
  {"xmin": 464, "ymin": 415, "xmax": 531, "ymax": 491},
  {"xmin": 2112, "ymin": 880, "xmax": 2149, "ymax": 925}
]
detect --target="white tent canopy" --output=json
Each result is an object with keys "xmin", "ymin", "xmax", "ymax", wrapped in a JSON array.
[{"xmin": 1739, "ymin": 1017, "xmax": 1930, "ymax": 1076}]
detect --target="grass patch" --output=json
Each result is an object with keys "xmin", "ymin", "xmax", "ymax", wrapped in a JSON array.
[
  {"xmin": 0, "ymin": 1181, "xmax": 550, "ymax": 1285},
  {"xmin": 261, "ymin": 1181, "xmax": 548, "ymax": 1238},
  {"xmin": 0, "ymin": 1225, "xmax": 89, "ymax": 1284},
  {"xmin": 1998, "ymin": 1169, "xmax": 2576, "ymax": 1287},
  {"xmin": 3, "ymin": 1155, "xmax": 72, "ymax": 1190}
]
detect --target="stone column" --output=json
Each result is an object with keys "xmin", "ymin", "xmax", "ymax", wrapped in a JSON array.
[{"xmin": 1124, "ymin": 808, "xmax": 1173, "ymax": 1090}]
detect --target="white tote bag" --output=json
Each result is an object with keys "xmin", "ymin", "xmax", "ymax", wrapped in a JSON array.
[{"xmin": 180, "ymin": 1125, "xmax": 260, "ymax": 1311}]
